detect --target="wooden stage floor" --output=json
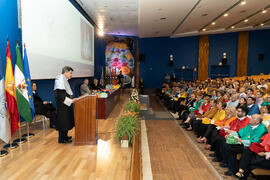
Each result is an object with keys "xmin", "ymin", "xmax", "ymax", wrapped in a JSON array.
[{"xmin": 0, "ymin": 92, "xmax": 131, "ymax": 180}]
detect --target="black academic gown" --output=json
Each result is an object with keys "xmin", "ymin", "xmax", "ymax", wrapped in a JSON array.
[{"xmin": 54, "ymin": 89, "xmax": 74, "ymax": 131}]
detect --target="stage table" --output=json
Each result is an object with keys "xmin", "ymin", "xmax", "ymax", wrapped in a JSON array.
[{"xmin": 96, "ymin": 89, "xmax": 120, "ymax": 119}]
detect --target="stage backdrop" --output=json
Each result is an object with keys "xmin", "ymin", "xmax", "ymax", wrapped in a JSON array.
[{"xmin": 105, "ymin": 36, "xmax": 134, "ymax": 85}]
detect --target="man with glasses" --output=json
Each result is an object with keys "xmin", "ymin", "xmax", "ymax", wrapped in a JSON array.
[{"xmin": 209, "ymin": 106, "xmax": 250, "ymax": 164}]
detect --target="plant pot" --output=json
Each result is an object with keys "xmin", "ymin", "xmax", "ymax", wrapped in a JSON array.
[
  {"xmin": 121, "ymin": 135, "xmax": 129, "ymax": 148},
  {"xmin": 121, "ymin": 140, "xmax": 129, "ymax": 148}
]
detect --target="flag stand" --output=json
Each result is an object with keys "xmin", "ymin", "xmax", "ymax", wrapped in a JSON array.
[
  {"xmin": 22, "ymin": 123, "xmax": 34, "ymax": 140},
  {"xmin": 0, "ymin": 149, "xmax": 8, "ymax": 158},
  {"xmin": 13, "ymin": 126, "xmax": 27, "ymax": 144},
  {"xmin": 3, "ymin": 133, "xmax": 18, "ymax": 150}
]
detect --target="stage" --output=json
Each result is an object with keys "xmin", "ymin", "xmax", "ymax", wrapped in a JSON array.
[{"xmin": 0, "ymin": 92, "xmax": 131, "ymax": 180}]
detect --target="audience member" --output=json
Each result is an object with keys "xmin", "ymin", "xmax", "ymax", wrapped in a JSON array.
[
  {"xmin": 32, "ymin": 82, "xmax": 56, "ymax": 128},
  {"xmin": 80, "ymin": 78, "xmax": 91, "ymax": 95}
]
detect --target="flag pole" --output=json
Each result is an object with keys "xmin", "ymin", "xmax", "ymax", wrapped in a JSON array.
[
  {"xmin": 13, "ymin": 125, "xmax": 26, "ymax": 144},
  {"xmin": 22, "ymin": 122, "xmax": 34, "ymax": 140},
  {"xmin": 3, "ymin": 123, "xmax": 18, "ymax": 150},
  {"xmin": 3, "ymin": 37, "xmax": 18, "ymax": 150}
]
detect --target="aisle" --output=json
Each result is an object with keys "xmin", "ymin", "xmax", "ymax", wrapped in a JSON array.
[
  {"xmin": 0, "ymin": 91, "xmax": 131, "ymax": 180},
  {"xmin": 143, "ymin": 96, "xmax": 221, "ymax": 180}
]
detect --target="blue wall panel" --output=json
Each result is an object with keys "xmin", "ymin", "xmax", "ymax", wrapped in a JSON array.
[
  {"xmin": 247, "ymin": 29, "xmax": 270, "ymax": 75},
  {"xmin": 209, "ymin": 33, "xmax": 238, "ymax": 77}
]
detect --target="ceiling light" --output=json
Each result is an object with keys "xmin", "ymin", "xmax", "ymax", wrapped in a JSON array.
[
  {"xmin": 244, "ymin": 19, "xmax": 248, "ymax": 22},
  {"xmin": 261, "ymin": 23, "xmax": 264, "ymax": 26},
  {"xmin": 224, "ymin": 13, "xmax": 228, "ymax": 17},
  {"xmin": 241, "ymin": 1, "xmax": 246, "ymax": 5},
  {"xmin": 202, "ymin": 28, "xmax": 206, "ymax": 31},
  {"xmin": 231, "ymin": 26, "xmax": 235, "ymax": 29},
  {"xmin": 160, "ymin": 17, "xmax": 167, "ymax": 20},
  {"xmin": 98, "ymin": 30, "xmax": 104, "ymax": 36},
  {"xmin": 211, "ymin": 22, "xmax": 216, "ymax": 25},
  {"xmin": 262, "ymin": 10, "xmax": 267, "ymax": 14}
]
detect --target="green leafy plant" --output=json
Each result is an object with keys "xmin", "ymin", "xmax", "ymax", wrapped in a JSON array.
[
  {"xmin": 124, "ymin": 100, "xmax": 140, "ymax": 114},
  {"xmin": 116, "ymin": 115, "xmax": 139, "ymax": 144}
]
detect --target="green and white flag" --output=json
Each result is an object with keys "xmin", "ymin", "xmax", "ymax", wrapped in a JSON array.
[{"xmin": 14, "ymin": 44, "xmax": 32, "ymax": 123}]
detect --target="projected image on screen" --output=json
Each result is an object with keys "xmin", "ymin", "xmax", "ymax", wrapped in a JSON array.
[
  {"xmin": 21, "ymin": 0, "xmax": 94, "ymax": 79},
  {"xmin": 81, "ymin": 18, "xmax": 93, "ymax": 61}
]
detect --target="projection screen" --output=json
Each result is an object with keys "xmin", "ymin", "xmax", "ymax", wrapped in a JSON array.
[{"xmin": 21, "ymin": 0, "xmax": 94, "ymax": 79}]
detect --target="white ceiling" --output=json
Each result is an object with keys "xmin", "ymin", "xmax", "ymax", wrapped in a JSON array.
[{"xmin": 76, "ymin": 0, "xmax": 270, "ymax": 38}]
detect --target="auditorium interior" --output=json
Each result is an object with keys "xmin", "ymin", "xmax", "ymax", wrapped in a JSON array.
[{"xmin": 1, "ymin": 0, "xmax": 270, "ymax": 180}]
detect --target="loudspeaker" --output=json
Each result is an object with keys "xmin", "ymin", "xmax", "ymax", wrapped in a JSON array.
[
  {"xmin": 169, "ymin": 60, "xmax": 173, "ymax": 66},
  {"xmin": 222, "ymin": 58, "xmax": 227, "ymax": 65},
  {"xmin": 258, "ymin": 53, "xmax": 264, "ymax": 61},
  {"xmin": 139, "ymin": 54, "xmax": 146, "ymax": 61}
]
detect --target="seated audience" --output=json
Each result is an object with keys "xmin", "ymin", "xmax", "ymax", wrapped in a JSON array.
[
  {"xmin": 80, "ymin": 78, "xmax": 91, "ymax": 95},
  {"xmin": 32, "ymin": 82, "xmax": 56, "ymax": 128},
  {"xmin": 261, "ymin": 94, "xmax": 270, "ymax": 106},
  {"xmin": 236, "ymin": 132, "xmax": 270, "ymax": 178},
  {"xmin": 227, "ymin": 94, "xmax": 239, "ymax": 108},
  {"xmin": 261, "ymin": 105, "xmax": 270, "ymax": 128},
  {"xmin": 237, "ymin": 97, "xmax": 247, "ymax": 108},
  {"xmin": 197, "ymin": 100, "xmax": 227, "ymax": 144},
  {"xmin": 91, "ymin": 78, "xmax": 102, "ymax": 91},
  {"xmin": 255, "ymin": 91, "xmax": 264, "ymax": 107},
  {"xmin": 246, "ymin": 96, "xmax": 260, "ymax": 116},
  {"xmin": 222, "ymin": 114, "xmax": 267, "ymax": 176}
]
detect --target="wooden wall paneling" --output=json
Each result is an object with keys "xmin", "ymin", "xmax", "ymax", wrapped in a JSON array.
[
  {"xmin": 237, "ymin": 31, "xmax": 249, "ymax": 77},
  {"xmin": 198, "ymin": 35, "xmax": 209, "ymax": 80}
]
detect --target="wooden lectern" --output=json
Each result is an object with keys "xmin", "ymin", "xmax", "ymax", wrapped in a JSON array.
[{"xmin": 74, "ymin": 95, "xmax": 97, "ymax": 145}]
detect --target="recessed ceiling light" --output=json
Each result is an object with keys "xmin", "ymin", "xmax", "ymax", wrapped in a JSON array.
[
  {"xmin": 261, "ymin": 23, "xmax": 264, "ymax": 26},
  {"xmin": 262, "ymin": 10, "xmax": 267, "ymax": 14},
  {"xmin": 98, "ymin": 30, "xmax": 104, "ymax": 36},
  {"xmin": 160, "ymin": 17, "xmax": 167, "ymax": 20},
  {"xmin": 201, "ymin": 13, "xmax": 208, "ymax": 17},
  {"xmin": 211, "ymin": 22, "xmax": 216, "ymax": 25},
  {"xmin": 202, "ymin": 28, "xmax": 206, "ymax": 31},
  {"xmin": 224, "ymin": 13, "xmax": 228, "ymax": 17},
  {"xmin": 241, "ymin": 1, "xmax": 246, "ymax": 5},
  {"xmin": 244, "ymin": 19, "xmax": 248, "ymax": 22},
  {"xmin": 231, "ymin": 26, "xmax": 235, "ymax": 29}
]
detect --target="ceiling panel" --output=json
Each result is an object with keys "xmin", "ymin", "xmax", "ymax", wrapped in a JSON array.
[
  {"xmin": 236, "ymin": 7, "xmax": 270, "ymax": 28},
  {"xmin": 78, "ymin": 0, "xmax": 270, "ymax": 38},
  {"xmin": 174, "ymin": 0, "xmax": 238, "ymax": 34},
  {"xmin": 139, "ymin": 0, "xmax": 198, "ymax": 37},
  {"xmin": 78, "ymin": 0, "xmax": 138, "ymax": 36},
  {"xmin": 206, "ymin": 0, "xmax": 270, "ymax": 31}
]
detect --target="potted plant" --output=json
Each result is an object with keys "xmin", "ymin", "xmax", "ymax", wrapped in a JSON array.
[
  {"xmin": 124, "ymin": 100, "xmax": 140, "ymax": 115},
  {"xmin": 116, "ymin": 115, "xmax": 139, "ymax": 147}
]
